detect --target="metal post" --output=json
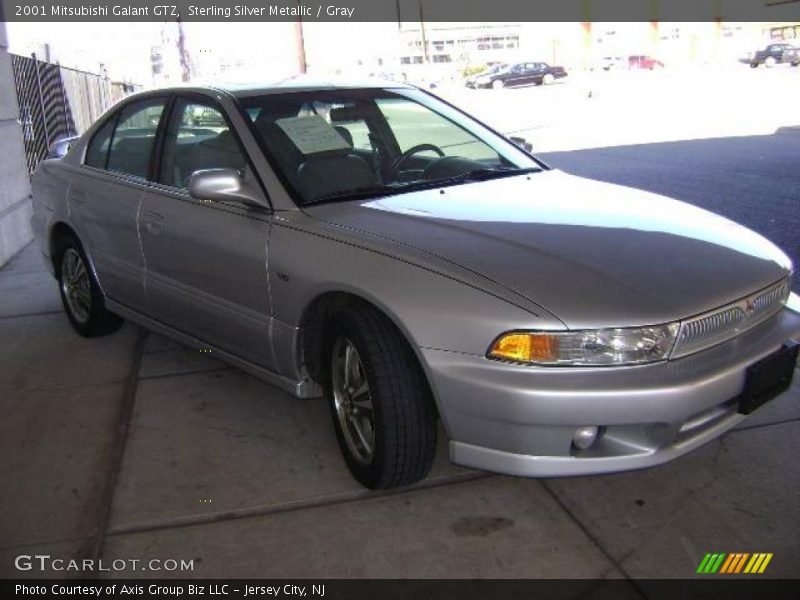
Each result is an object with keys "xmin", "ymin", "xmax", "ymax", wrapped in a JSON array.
[
  {"xmin": 83, "ymin": 71, "xmax": 93, "ymax": 124},
  {"xmin": 57, "ymin": 61, "xmax": 71, "ymax": 136},
  {"xmin": 31, "ymin": 52, "xmax": 51, "ymax": 151}
]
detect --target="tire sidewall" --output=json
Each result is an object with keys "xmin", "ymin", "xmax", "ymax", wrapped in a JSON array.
[{"xmin": 323, "ymin": 311, "xmax": 387, "ymax": 488}]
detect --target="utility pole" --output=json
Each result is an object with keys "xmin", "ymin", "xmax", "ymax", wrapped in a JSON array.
[
  {"xmin": 176, "ymin": 19, "xmax": 192, "ymax": 82},
  {"xmin": 294, "ymin": 20, "xmax": 307, "ymax": 73},
  {"xmin": 419, "ymin": 0, "xmax": 429, "ymax": 64},
  {"xmin": 294, "ymin": 0, "xmax": 307, "ymax": 74},
  {"xmin": 396, "ymin": 0, "xmax": 402, "ymax": 30}
]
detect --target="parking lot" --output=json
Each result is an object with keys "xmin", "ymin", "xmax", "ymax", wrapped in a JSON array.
[{"xmin": 1, "ymin": 66, "xmax": 799, "ymax": 580}]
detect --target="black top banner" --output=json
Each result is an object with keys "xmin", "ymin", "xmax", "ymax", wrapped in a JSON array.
[{"xmin": 2, "ymin": 0, "xmax": 800, "ymax": 22}]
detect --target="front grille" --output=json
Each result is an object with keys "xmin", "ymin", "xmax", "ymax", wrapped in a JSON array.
[{"xmin": 671, "ymin": 278, "xmax": 790, "ymax": 358}]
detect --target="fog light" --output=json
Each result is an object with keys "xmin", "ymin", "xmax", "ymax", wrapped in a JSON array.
[{"xmin": 572, "ymin": 426, "xmax": 600, "ymax": 451}]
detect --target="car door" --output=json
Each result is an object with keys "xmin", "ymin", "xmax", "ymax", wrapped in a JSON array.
[
  {"xmin": 519, "ymin": 62, "xmax": 535, "ymax": 85},
  {"xmin": 138, "ymin": 94, "xmax": 275, "ymax": 368},
  {"xmin": 71, "ymin": 96, "xmax": 168, "ymax": 311},
  {"xmin": 525, "ymin": 62, "xmax": 542, "ymax": 84},
  {"xmin": 504, "ymin": 64, "xmax": 525, "ymax": 86}
]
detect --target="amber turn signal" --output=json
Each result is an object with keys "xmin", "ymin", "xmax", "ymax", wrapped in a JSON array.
[{"xmin": 488, "ymin": 333, "xmax": 560, "ymax": 363}]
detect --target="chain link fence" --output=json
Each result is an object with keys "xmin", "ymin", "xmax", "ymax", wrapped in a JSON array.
[{"xmin": 10, "ymin": 53, "xmax": 141, "ymax": 175}]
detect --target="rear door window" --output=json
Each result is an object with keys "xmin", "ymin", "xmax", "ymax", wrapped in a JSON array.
[
  {"xmin": 85, "ymin": 117, "xmax": 116, "ymax": 169},
  {"xmin": 106, "ymin": 99, "xmax": 166, "ymax": 179}
]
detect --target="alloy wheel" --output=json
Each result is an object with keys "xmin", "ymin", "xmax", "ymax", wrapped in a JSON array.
[
  {"xmin": 331, "ymin": 336, "xmax": 376, "ymax": 465},
  {"xmin": 60, "ymin": 248, "xmax": 92, "ymax": 324}
]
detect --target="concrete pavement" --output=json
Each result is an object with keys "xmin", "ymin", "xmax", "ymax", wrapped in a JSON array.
[{"xmin": 1, "ymin": 242, "xmax": 798, "ymax": 579}]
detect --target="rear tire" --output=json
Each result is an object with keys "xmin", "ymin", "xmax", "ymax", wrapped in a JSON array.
[
  {"xmin": 324, "ymin": 305, "xmax": 437, "ymax": 489},
  {"xmin": 764, "ymin": 56, "xmax": 777, "ymax": 67},
  {"xmin": 55, "ymin": 237, "xmax": 122, "ymax": 337}
]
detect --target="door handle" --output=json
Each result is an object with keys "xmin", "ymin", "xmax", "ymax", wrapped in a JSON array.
[{"xmin": 142, "ymin": 211, "xmax": 165, "ymax": 235}]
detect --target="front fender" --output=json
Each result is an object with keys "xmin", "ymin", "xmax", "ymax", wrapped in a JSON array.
[{"xmin": 268, "ymin": 214, "xmax": 565, "ymax": 358}]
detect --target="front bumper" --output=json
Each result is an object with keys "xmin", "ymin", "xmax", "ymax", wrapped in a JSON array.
[{"xmin": 423, "ymin": 305, "xmax": 800, "ymax": 478}]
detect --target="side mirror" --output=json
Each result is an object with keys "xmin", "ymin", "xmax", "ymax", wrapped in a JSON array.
[
  {"xmin": 188, "ymin": 168, "xmax": 269, "ymax": 210},
  {"xmin": 509, "ymin": 136, "xmax": 533, "ymax": 153},
  {"xmin": 46, "ymin": 136, "xmax": 78, "ymax": 160}
]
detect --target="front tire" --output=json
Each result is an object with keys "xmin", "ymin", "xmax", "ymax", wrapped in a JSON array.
[
  {"xmin": 325, "ymin": 306, "xmax": 437, "ymax": 489},
  {"xmin": 492, "ymin": 79, "xmax": 504, "ymax": 89},
  {"xmin": 56, "ymin": 238, "xmax": 122, "ymax": 337},
  {"xmin": 764, "ymin": 56, "xmax": 777, "ymax": 67},
  {"xmin": 543, "ymin": 73, "xmax": 555, "ymax": 85}
]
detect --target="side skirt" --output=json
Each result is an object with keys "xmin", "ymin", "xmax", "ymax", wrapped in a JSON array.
[{"xmin": 106, "ymin": 299, "xmax": 324, "ymax": 399}]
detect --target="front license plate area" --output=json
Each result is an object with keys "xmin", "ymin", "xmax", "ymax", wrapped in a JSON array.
[{"xmin": 738, "ymin": 342, "xmax": 799, "ymax": 415}]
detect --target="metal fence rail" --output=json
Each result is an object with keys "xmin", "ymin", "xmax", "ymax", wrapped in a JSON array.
[{"xmin": 10, "ymin": 53, "xmax": 140, "ymax": 175}]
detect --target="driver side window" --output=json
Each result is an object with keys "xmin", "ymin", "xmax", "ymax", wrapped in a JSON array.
[{"xmin": 158, "ymin": 99, "xmax": 248, "ymax": 190}]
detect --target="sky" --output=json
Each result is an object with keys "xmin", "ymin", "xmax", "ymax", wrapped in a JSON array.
[{"xmin": 5, "ymin": 21, "xmax": 401, "ymax": 85}]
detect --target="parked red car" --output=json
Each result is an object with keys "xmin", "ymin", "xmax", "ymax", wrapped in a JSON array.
[{"xmin": 628, "ymin": 55, "xmax": 664, "ymax": 70}]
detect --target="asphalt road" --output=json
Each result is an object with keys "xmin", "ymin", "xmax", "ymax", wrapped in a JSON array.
[{"xmin": 539, "ymin": 130, "xmax": 800, "ymax": 292}]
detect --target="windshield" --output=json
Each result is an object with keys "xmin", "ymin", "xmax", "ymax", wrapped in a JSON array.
[{"xmin": 239, "ymin": 88, "xmax": 541, "ymax": 205}]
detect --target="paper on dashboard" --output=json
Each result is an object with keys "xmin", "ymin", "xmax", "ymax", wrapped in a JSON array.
[{"xmin": 276, "ymin": 116, "xmax": 351, "ymax": 154}]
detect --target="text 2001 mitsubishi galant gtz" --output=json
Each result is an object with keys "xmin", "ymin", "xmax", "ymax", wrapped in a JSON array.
[{"xmin": 31, "ymin": 78, "xmax": 800, "ymax": 489}]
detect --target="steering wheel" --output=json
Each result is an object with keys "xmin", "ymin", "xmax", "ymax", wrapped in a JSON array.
[{"xmin": 390, "ymin": 143, "xmax": 446, "ymax": 178}]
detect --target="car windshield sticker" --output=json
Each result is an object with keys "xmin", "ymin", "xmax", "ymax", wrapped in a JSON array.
[{"xmin": 275, "ymin": 116, "xmax": 350, "ymax": 154}]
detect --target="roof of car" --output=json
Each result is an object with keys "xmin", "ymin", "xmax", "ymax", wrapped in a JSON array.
[{"xmin": 189, "ymin": 75, "xmax": 415, "ymax": 97}]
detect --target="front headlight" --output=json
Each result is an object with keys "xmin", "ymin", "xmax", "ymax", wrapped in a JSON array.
[{"xmin": 488, "ymin": 323, "xmax": 680, "ymax": 366}]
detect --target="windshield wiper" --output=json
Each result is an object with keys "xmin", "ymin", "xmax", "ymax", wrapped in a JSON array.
[
  {"xmin": 432, "ymin": 166, "xmax": 542, "ymax": 186},
  {"xmin": 303, "ymin": 184, "xmax": 407, "ymax": 206},
  {"xmin": 303, "ymin": 167, "xmax": 542, "ymax": 206}
]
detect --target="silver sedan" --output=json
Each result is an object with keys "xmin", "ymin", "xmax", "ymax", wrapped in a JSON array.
[{"xmin": 31, "ymin": 79, "xmax": 800, "ymax": 489}]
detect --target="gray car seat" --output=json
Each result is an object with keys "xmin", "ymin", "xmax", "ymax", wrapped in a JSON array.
[{"xmin": 296, "ymin": 150, "xmax": 376, "ymax": 201}]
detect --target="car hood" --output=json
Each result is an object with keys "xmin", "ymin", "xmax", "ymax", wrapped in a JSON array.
[{"xmin": 305, "ymin": 170, "xmax": 791, "ymax": 328}]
